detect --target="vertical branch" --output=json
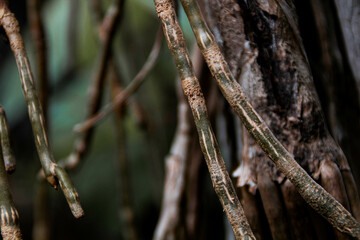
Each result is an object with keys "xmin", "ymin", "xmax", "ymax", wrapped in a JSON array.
[
  {"xmin": 26, "ymin": 0, "xmax": 48, "ymax": 119},
  {"xmin": 0, "ymin": 107, "xmax": 16, "ymax": 173},
  {"xmin": 154, "ymin": 1, "xmax": 255, "ymax": 239},
  {"xmin": 60, "ymin": 0, "xmax": 125, "ymax": 170},
  {"xmin": 26, "ymin": 0, "xmax": 52, "ymax": 238},
  {"xmin": 153, "ymin": 79, "xmax": 191, "ymax": 240},
  {"xmin": 0, "ymin": 148, "xmax": 22, "ymax": 240},
  {"xmin": 178, "ymin": 0, "xmax": 360, "ymax": 237},
  {"xmin": 0, "ymin": 108, "xmax": 22, "ymax": 239},
  {"xmin": 65, "ymin": 0, "xmax": 79, "ymax": 71},
  {"xmin": 32, "ymin": 180, "xmax": 50, "ymax": 240},
  {"xmin": 110, "ymin": 64, "xmax": 138, "ymax": 240},
  {"xmin": 0, "ymin": 2, "xmax": 83, "ymax": 218}
]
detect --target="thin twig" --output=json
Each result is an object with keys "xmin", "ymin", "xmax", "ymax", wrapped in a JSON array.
[
  {"xmin": 178, "ymin": 0, "xmax": 360, "ymax": 237},
  {"xmin": 0, "ymin": 107, "xmax": 16, "ymax": 173},
  {"xmin": 0, "ymin": 2, "xmax": 83, "ymax": 218},
  {"xmin": 110, "ymin": 63, "xmax": 138, "ymax": 240},
  {"xmin": 73, "ymin": 27, "xmax": 163, "ymax": 133},
  {"xmin": 154, "ymin": 1, "xmax": 255, "ymax": 239},
  {"xmin": 26, "ymin": 0, "xmax": 48, "ymax": 119},
  {"xmin": 27, "ymin": 0, "xmax": 52, "ymax": 238},
  {"xmin": 58, "ymin": 0, "xmax": 124, "ymax": 170}
]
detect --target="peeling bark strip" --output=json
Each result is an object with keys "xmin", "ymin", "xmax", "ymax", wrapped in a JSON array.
[
  {"xmin": 0, "ymin": 2, "xmax": 83, "ymax": 218},
  {"xmin": 0, "ymin": 107, "xmax": 16, "ymax": 173},
  {"xmin": 0, "ymin": 142, "xmax": 22, "ymax": 239},
  {"xmin": 178, "ymin": 0, "xmax": 360, "ymax": 237},
  {"xmin": 154, "ymin": 1, "xmax": 255, "ymax": 239}
]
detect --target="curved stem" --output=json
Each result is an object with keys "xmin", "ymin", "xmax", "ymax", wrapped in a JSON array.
[
  {"xmin": 58, "ymin": 0, "xmax": 124, "ymax": 170},
  {"xmin": 179, "ymin": 0, "xmax": 360, "ymax": 237},
  {"xmin": 154, "ymin": 1, "xmax": 255, "ymax": 239},
  {"xmin": 74, "ymin": 27, "xmax": 163, "ymax": 133},
  {"xmin": 0, "ymin": 2, "xmax": 83, "ymax": 218}
]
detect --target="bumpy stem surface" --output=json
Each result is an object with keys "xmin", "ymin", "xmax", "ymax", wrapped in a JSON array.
[
  {"xmin": 154, "ymin": 0, "xmax": 255, "ymax": 239},
  {"xmin": 179, "ymin": 0, "xmax": 360, "ymax": 237},
  {"xmin": 0, "ymin": 2, "xmax": 83, "ymax": 218}
]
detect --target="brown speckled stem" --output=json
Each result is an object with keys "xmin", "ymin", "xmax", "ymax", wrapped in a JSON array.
[
  {"xmin": 0, "ymin": 2, "xmax": 83, "ymax": 219},
  {"xmin": 0, "ymin": 107, "xmax": 16, "ymax": 173},
  {"xmin": 179, "ymin": 0, "xmax": 360, "ymax": 237},
  {"xmin": 154, "ymin": 0, "xmax": 255, "ymax": 239}
]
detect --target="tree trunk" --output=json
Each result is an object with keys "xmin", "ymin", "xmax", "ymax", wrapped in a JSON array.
[{"xmin": 199, "ymin": 0, "xmax": 360, "ymax": 238}]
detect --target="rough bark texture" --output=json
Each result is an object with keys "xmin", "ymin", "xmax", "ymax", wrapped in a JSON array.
[
  {"xmin": 296, "ymin": 0, "xmax": 360, "ymax": 221},
  {"xmin": 154, "ymin": 0, "xmax": 256, "ymax": 238},
  {"xmin": 200, "ymin": 0, "xmax": 360, "ymax": 238},
  {"xmin": 181, "ymin": 0, "xmax": 360, "ymax": 237}
]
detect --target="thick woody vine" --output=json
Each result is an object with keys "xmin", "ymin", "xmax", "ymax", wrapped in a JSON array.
[{"xmin": 154, "ymin": 0, "xmax": 360, "ymax": 238}]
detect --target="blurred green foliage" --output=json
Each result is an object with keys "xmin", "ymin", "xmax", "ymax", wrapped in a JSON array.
[{"xmin": 0, "ymin": 0, "xmax": 197, "ymax": 239}]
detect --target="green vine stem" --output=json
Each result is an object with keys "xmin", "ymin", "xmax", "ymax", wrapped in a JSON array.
[
  {"xmin": 0, "ymin": 107, "xmax": 16, "ymax": 173},
  {"xmin": 178, "ymin": 0, "xmax": 360, "ymax": 237},
  {"xmin": 74, "ymin": 27, "xmax": 163, "ymax": 133},
  {"xmin": 0, "ymin": 108, "xmax": 22, "ymax": 239},
  {"xmin": 27, "ymin": 0, "xmax": 52, "ymax": 238},
  {"xmin": 154, "ymin": 0, "xmax": 255, "ymax": 239},
  {"xmin": 0, "ymin": 2, "xmax": 83, "ymax": 218},
  {"xmin": 0, "ymin": 148, "xmax": 22, "ymax": 240},
  {"xmin": 154, "ymin": 79, "xmax": 191, "ymax": 240}
]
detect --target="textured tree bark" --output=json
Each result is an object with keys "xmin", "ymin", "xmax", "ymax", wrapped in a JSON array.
[
  {"xmin": 200, "ymin": 0, "xmax": 360, "ymax": 238},
  {"xmin": 154, "ymin": 0, "xmax": 256, "ymax": 238},
  {"xmin": 296, "ymin": 0, "xmax": 360, "ymax": 220}
]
